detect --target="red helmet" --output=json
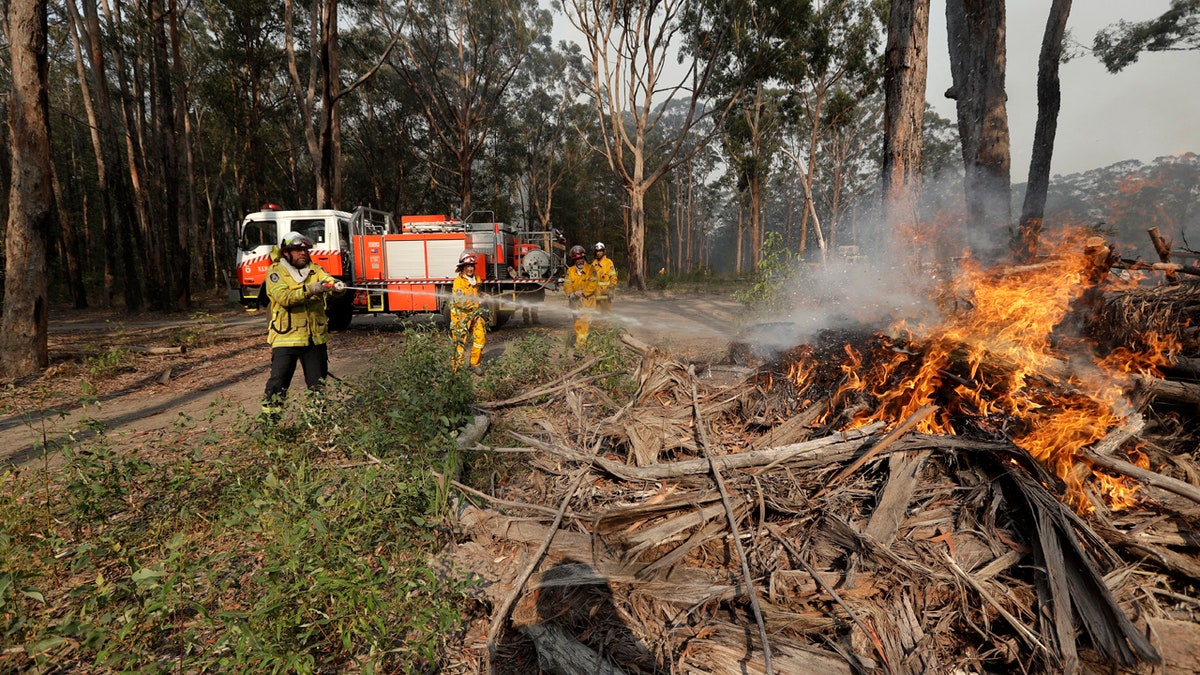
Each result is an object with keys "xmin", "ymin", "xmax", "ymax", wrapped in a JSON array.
[
  {"xmin": 280, "ymin": 232, "xmax": 314, "ymax": 252},
  {"xmin": 569, "ymin": 245, "xmax": 586, "ymax": 262}
]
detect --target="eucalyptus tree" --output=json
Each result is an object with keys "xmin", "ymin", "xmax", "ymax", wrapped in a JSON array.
[
  {"xmin": 508, "ymin": 39, "xmax": 590, "ymax": 232},
  {"xmin": 1094, "ymin": 0, "xmax": 1200, "ymax": 73},
  {"xmin": 2, "ymin": 0, "xmax": 52, "ymax": 376},
  {"xmin": 385, "ymin": 0, "xmax": 550, "ymax": 217},
  {"xmin": 1017, "ymin": 0, "xmax": 1072, "ymax": 261},
  {"xmin": 62, "ymin": 0, "xmax": 143, "ymax": 309},
  {"xmin": 687, "ymin": 0, "xmax": 811, "ymax": 271},
  {"xmin": 284, "ymin": 0, "xmax": 397, "ymax": 210},
  {"xmin": 780, "ymin": 0, "xmax": 886, "ymax": 261},
  {"xmin": 562, "ymin": 0, "xmax": 734, "ymax": 290},
  {"xmin": 881, "ymin": 0, "xmax": 929, "ymax": 241},
  {"xmin": 945, "ymin": 0, "xmax": 1010, "ymax": 261}
]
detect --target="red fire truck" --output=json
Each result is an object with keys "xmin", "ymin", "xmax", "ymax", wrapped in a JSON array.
[{"xmin": 231, "ymin": 205, "xmax": 562, "ymax": 329}]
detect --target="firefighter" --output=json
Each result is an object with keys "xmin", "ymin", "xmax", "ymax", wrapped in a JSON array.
[
  {"xmin": 563, "ymin": 245, "xmax": 598, "ymax": 353},
  {"xmin": 451, "ymin": 252, "xmax": 487, "ymax": 371},
  {"xmin": 592, "ymin": 242, "xmax": 617, "ymax": 315},
  {"xmin": 260, "ymin": 232, "xmax": 347, "ymax": 423}
]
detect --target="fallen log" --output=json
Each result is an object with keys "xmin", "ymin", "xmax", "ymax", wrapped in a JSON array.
[
  {"xmin": 1115, "ymin": 258, "xmax": 1200, "ymax": 277},
  {"xmin": 1133, "ymin": 375, "xmax": 1200, "ymax": 405},
  {"xmin": 129, "ymin": 345, "xmax": 186, "ymax": 355},
  {"xmin": 1083, "ymin": 447, "xmax": 1200, "ymax": 506}
]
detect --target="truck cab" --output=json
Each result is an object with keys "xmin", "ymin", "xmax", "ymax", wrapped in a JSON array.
[{"xmin": 231, "ymin": 205, "xmax": 394, "ymax": 329}]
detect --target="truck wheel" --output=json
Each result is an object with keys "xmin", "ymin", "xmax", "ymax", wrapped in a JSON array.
[
  {"xmin": 327, "ymin": 296, "xmax": 354, "ymax": 331},
  {"xmin": 489, "ymin": 309, "xmax": 513, "ymax": 330}
]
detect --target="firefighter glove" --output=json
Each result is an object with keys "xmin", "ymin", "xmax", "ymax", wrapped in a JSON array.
[
  {"xmin": 332, "ymin": 281, "xmax": 347, "ymax": 292},
  {"xmin": 306, "ymin": 280, "xmax": 327, "ymax": 295}
]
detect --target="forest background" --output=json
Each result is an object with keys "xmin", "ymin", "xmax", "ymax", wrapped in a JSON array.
[{"xmin": 0, "ymin": 0, "xmax": 1197, "ymax": 376}]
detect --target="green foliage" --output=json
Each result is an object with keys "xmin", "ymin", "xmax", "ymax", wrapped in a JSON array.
[
  {"xmin": 0, "ymin": 329, "xmax": 478, "ymax": 672},
  {"xmin": 734, "ymin": 231, "xmax": 799, "ymax": 311},
  {"xmin": 82, "ymin": 346, "xmax": 133, "ymax": 382},
  {"xmin": 476, "ymin": 330, "xmax": 565, "ymax": 401},
  {"xmin": 581, "ymin": 323, "xmax": 639, "ymax": 401},
  {"xmin": 1093, "ymin": 0, "xmax": 1200, "ymax": 73}
]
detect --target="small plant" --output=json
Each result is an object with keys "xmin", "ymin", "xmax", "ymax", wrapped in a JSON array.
[
  {"xmin": 580, "ymin": 324, "xmax": 639, "ymax": 400},
  {"xmin": 735, "ymin": 231, "xmax": 799, "ymax": 311},
  {"xmin": 82, "ymin": 346, "xmax": 133, "ymax": 381},
  {"xmin": 476, "ymin": 330, "xmax": 564, "ymax": 401}
]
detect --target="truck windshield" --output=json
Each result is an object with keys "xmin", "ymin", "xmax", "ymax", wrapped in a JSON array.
[
  {"xmin": 292, "ymin": 219, "xmax": 327, "ymax": 245},
  {"xmin": 241, "ymin": 220, "xmax": 276, "ymax": 251}
]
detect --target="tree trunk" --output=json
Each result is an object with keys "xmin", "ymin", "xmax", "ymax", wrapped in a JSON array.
[
  {"xmin": 628, "ymin": 186, "xmax": 646, "ymax": 289},
  {"xmin": 102, "ymin": 0, "xmax": 149, "ymax": 310},
  {"xmin": 1017, "ymin": 0, "xmax": 1072, "ymax": 262},
  {"xmin": 319, "ymin": 0, "xmax": 339, "ymax": 209},
  {"xmin": 49, "ymin": 158, "xmax": 87, "ymax": 309},
  {"xmin": 882, "ymin": 0, "xmax": 930, "ymax": 242},
  {"xmin": 1, "ymin": 0, "xmax": 52, "ymax": 377},
  {"xmin": 945, "ymin": 0, "xmax": 1011, "ymax": 262},
  {"xmin": 152, "ymin": 0, "xmax": 185, "ymax": 310}
]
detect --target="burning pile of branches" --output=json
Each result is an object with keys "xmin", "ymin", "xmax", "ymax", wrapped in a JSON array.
[{"xmin": 444, "ymin": 233, "xmax": 1200, "ymax": 674}]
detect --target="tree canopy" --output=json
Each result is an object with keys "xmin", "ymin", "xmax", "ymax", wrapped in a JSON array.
[{"xmin": 1094, "ymin": 0, "xmax": 1200, "ymax": 73}]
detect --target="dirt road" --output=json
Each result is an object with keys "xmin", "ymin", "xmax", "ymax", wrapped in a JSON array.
[{"xmin": 0, "ymin": 291, "xmax": 745, "ymax": 465}]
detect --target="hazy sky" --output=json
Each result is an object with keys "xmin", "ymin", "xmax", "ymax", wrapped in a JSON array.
[
  {"xmin": 928, "ymin": 0, "xmax": 1200, "ymax": 177},
  {"xmin": 552, "ymin": 1, "xmax": 1198, "ymax": 178}
]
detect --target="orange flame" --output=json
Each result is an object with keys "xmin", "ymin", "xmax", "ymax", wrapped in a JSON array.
[{"xmin": 815, "ymin": 228, "xmax": 1176, "ymax": 511}]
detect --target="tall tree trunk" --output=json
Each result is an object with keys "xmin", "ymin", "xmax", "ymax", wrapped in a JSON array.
[
  {"xmin": 151, "ymin": 0, "xmax": 184, "ymax": 310},
  {"xmin": 319, "ymin": 0, "xmax": 339, "ymax": 209},
  {"xmin": 882, "ymin": 0, "xmax": 930, "ymax": 246},
  {"xmin": 945, "ymin": 0, "xmax": 1011, "ymax": 262},
  {"xmin": 1, "ymin": 0, "xmax": 52, "ymax": 377},
  {"xmin": 170, "ymin": 0, "xmax": 198, "ymax": 296},
  {"xmin": 103, "ymin": 0, "xmax": 149, "ymax": 310},
  {"xmin": 1017, "ymin": 0, "xmax": 1072, "ymax": 261},
  {"xmin": 49, "ymin": 159, "xmax": 87, "ymax": 308}
]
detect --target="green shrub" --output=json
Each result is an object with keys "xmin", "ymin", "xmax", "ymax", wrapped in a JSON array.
[
  {"xmin": 476, "ymin": 330, "xmax": 564, "ymax": 401},
  {"xmin": 0, "ymin": 328, "xmax": 478, "ymax": 673},
  {"xmin": 734, "ymin": 231, "xmax": 799, "ymax": 311}
]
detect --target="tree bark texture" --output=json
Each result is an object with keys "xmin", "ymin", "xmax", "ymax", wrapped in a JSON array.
[
  {"xmin": 2, "ymin": 0, "xmax": 52, "ymax": 376},
  {"xmin": 945, "ymin": 0, "xmax": 1011, "ymax": 262},
  {"xmin": 1017, "ymin": 0, "xmax": 1072, "ymax": 262},
  {"xmin": 882, "ymin": 0, "xmax": 930, "ymax": 235}
]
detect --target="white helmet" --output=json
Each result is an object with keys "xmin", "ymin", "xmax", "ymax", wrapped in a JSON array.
[
  {"xmin": 594, "ymin": 242, "xmax": 606, "ymax": 252},
  {"xmin": 457, "ymin": 252, "xmax": 477, "ymax": 269},
  {"xmin": 280, "ymin": 232, "xmax": 314, "ymax": 252}
]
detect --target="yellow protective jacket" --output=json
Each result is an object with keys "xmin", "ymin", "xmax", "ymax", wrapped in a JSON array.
[
  {"xmin": 593, "ymin": 256, "xmax": 617, "ymax": 299},
  {"xmin": 564, "ymin": 263, "xmax": 598, "ymax": 308},
  {"xmin": 265, "ymin": 255, "xmax": 339, "ymax": 347},
  {"xmin": 450, "ymin": 274, "xmax": 481, "ymax": 313}
]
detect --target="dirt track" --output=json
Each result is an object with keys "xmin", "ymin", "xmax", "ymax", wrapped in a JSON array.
[{"xmin": 0, "ymin": 291, "xmax": 745, "ymax": 466}]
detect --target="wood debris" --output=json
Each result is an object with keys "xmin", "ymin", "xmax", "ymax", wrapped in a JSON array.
[{"xmin": 444, "ymin": 246, "xmax": 1200, "ymax": 675}]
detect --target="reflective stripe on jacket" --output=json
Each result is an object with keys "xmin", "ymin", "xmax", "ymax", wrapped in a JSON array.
[{"xmin": 265, "ymin": 261, "xmax": 337, "ymax": 347}]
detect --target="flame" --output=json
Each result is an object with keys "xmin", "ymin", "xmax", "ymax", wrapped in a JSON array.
[{"xmin": 806, "ymin": 228, "xmax": 1178, "ymax": 511}]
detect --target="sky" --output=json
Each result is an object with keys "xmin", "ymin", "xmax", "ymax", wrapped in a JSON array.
[
  {"xmin": 926, "ymin": 1, "xmax": 1196, "ymax": 177},
  {"xmin": 551, "ymin": 1, "xmax": 1199, "ymax": 178}
]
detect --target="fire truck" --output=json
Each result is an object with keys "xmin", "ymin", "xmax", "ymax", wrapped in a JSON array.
[{"xmin": 230, "ymin": 205, "xmax": 563, "ymax": 329}]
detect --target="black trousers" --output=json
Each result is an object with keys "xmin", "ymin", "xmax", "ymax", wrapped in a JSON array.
[{"xmin": 263, "ymin": 342, "xmax": 329, "ymax": 405}]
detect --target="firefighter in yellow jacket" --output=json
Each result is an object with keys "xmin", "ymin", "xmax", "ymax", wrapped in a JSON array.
[
  {"xmin": 563, "ymin": 245, "xmax": 598, "ymax": 352},
  {"xmin": 261, "ymin": 232, "xmax": 346, "ymax": 422},
  {"xmin": 451, "ymin": 252, "xmax": 487, "ymax": 371},
  {"xmin": 592, "ymin": 242, "xmax": 617, "ymax": 315}
]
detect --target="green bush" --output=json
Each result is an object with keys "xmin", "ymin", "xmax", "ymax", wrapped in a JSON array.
[
  {"xmin": 0, "ymin": 328, "xmax": 478, "ymax": 673},
  {"xmin": 734, "ymin": 231, "xmax": 800, "ymax": 311}
]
